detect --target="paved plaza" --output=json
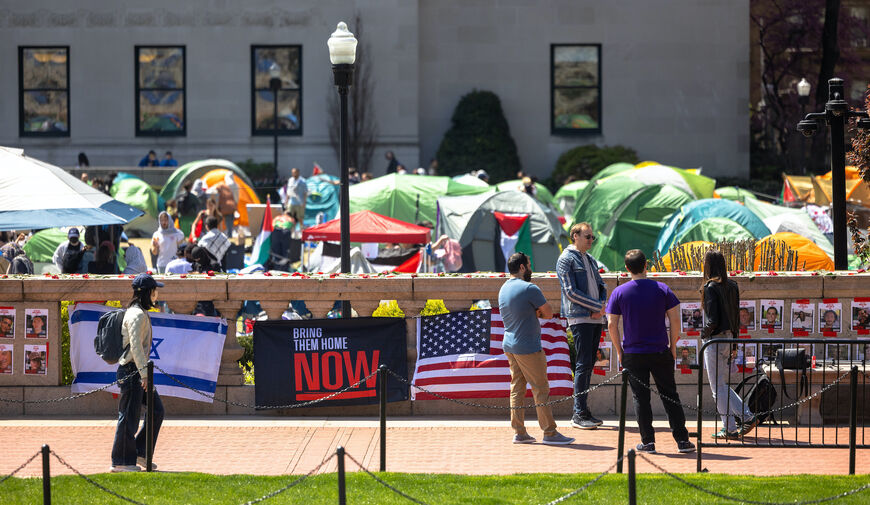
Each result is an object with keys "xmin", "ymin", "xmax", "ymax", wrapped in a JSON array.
[{"xmin": 2, "ymin": 417, "xmax": 867, "ymax": 477}]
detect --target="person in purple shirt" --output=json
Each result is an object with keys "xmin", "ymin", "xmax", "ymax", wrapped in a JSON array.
[{"xmin": 606, "ymin": 249, "xmax": 695, "ymax": 455}]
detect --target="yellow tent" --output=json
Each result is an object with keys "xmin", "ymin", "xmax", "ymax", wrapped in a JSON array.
[
  {"xmin": 753, "ymin": 232, "xmax": 833, "ymax": 271},
  {"xmin": 202, "ymin": 169, "xmax": 261, "ymax": 228},
  {"xmin": 656, "ymin": 241, "xmax": 713, "ymax": 272}
]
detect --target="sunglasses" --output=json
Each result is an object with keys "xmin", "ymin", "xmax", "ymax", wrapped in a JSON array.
[{"xmin": 583, "ymin": 234, "xmax": 596, "ymax": 241}]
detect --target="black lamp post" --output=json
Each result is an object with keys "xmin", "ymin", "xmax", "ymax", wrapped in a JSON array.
[
  {"xmin": 797, "ymin": 77, "xmax": 870, "ymax": 270},
  {"xmin": 796, "ymin": 78, "xmax": 811, "ymax": 175},
  {"xmin": 328, "ymin": 21, "xmax": 358, "ymax": 318},
  {"xmin": 269, "ymin": 63, "xmax": 282, "ymax": 176}
]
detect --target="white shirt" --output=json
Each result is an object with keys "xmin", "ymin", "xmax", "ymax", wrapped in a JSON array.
[
  {"xmin": 165, "ymin": 257, "xmax": 193, "ymax": 274},
  {"xmin": 152, "ymin": 228, "xmax": 185, "ymax": 268}
]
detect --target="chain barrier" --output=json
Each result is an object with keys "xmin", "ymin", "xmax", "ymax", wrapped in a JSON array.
[
  {"xmin": 153, "ymin": 363, "xmax": 378, "ymax": 409},
  {"xmin": 385, "ymin": 367, "xmax": 623, "ymax": 410},
  {"xmin": 0, "ymin": 450, "xmax": 41, "ymax": 486},
  {"xmin": 540, "ymin": 455, "xmax": 623, "ymax": 505},
  {"xmin": 637, "ymin": 452, "xmax": 870, "ymax": 505},
  {"xmin": 51, "ymin": 449, "xmax": 148, "ymax": 505},
  {"xmin": 343, "ymin": 451, "xmax": 431, "ymax": 505},
  {"xmin": 238, "ymin": 453, "xmax": 335, "ymax": 505},
  {"xmin": 622, "ymin": 369, "xmax": 850, "ymax": 420},
  {"xmin": 0, "ymin": 364, "xmax": 147, "ymax": 404}
]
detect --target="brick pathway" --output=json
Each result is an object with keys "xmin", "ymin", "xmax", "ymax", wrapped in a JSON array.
[{"xmin": 1, "ymin": 418, "xmax": 867, "ymax": 477}]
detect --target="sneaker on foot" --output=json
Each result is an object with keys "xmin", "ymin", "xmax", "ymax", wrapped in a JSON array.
[
  {"xmin": 136, "ymin": 457, "xmax": 157, "ymax": 470},
  {"xmin": 635, "ymin": 442, "xmax": 656, "ymax": 453},
  {"xmin": 677, "ymin": 440, "xmax": 696, "ymax": 453},
  {"xmin": 738, "ymin": 415, "xmax": 759, "ymax": 436},
  {"xmin": 711, "ymin": 428, "xmax": 739, "ymax": 440},
  {"xmin": 513, "ymin": 433, "xmax": 536, "ymax": 444},
  {"xmin": 110, "ymin": 465, "xmax": 141, "ymax": 473},
  {"xmin": 570, "ymin": 416, "xmax": 599, "ymax": 430},
  {"xmin": 542, "ymin": 431, "xmax": 575, "ymax": 445}
]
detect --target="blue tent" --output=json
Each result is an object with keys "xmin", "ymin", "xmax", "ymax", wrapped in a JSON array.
[
  {"xmin": 655, "ymin": 199, "xmax": 771, "ymax": 254},
  {"xmin": 304, "ymin": 174, "xmax": 340, "ymax": 226}
]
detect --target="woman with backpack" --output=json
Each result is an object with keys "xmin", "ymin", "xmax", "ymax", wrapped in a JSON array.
[
  {"xmin": 701, "ymin": 249, "xmax": 758, "ymax": 439},
  {"xmin": 110, "ymin": 273, "xmax": 165, "ymax": 472}
]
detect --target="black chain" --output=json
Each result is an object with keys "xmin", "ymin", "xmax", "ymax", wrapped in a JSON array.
[
  {"xmin": 0, "ymin": 365, "xmax": 147, "ymax": 404},
  {"xmin": 0, "ymin": 450, "xmax": 41, "ymax": 485},
  {"xmin": 637, "ymin": 452, "xmax": 870, "ymax": 505},
  {"xmin": 239, "ymin": 453, "xmax": 335, "ymax": 505},
  {"xmin": 51, "ymin": 449, "xmax": 149, "ymax": 505},
  {"xmin": 386, "ymin": 367, "xmax": 623, "ymax": 410},
  {"xmin": 344, "ymin": 451, "xmax": 431, "ymax": 505},
  {"xmin": 541, "ymin": 455, "xmax": 623, "ymax": 505},
  {"xmin": 153, "ymin": 362, "xmax": 378, "ymax": 409}
]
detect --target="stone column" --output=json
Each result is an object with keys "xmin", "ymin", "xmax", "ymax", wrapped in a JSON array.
[{"xmin": 212, "ymin": 300, "xmax": 244, "ymax": 386}]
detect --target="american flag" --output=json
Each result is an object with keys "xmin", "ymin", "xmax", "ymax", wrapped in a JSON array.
[{"xmin": 412, "ymin": 308, "xmax": 573, "ymax": 400}]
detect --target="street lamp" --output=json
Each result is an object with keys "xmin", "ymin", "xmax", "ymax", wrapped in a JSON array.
[
  {"xmin": 796, "ymin": 78, "xmax": 870, "ymax": 270},
  {"xmin": 269, "ymin": 62, "xmax": 282, "ymax": 176},
  {"xmin": 796, "ymin": 78, "xmax": 811, "ymax": 175},
  {"xmin": 328, "ymin": 21, "xmax": 357, "ymax": 318}
]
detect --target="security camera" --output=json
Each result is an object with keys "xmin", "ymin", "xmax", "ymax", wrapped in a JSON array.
[{"xmin": 796, "ymin": 120, "xmax": 819, "ymax": 137}]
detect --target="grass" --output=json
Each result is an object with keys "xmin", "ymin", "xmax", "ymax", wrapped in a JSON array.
[{"xmin": 2, "ymin": 472, "xmax": 870, "ymax": 505}]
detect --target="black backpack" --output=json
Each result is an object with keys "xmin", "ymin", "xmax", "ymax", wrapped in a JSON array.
[
  {"xmin": 734, "ymin": 369, "xmax": 778, "ymax": 424},
  {"xmin": 94, "ymin": 309, "xmax": 128, "ymax": 364},
  {"xmin": 61, "ymin": 243, "xmax": 85, "ymax": 273}
]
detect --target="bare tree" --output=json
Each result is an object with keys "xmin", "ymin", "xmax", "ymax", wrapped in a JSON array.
[{"xmin": 328, "ymin": 14, "xmax": 378, "ymax": 175}]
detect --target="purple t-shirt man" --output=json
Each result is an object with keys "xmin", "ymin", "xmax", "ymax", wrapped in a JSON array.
[{"xmin": 605, "ymin": 278, "xmax": 680, "ymax": 353}]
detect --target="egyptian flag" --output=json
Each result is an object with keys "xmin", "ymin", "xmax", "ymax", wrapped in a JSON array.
[
  {"xmin": 247, "ymin": 196, "xmax": 273, "ymax": 267},
  {"xmin": 493, "ymin": 211, "xmax": 533, "ymax": 271}
]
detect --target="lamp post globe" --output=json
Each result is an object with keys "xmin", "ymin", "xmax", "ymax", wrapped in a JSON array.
[
  {"xmin": 269, "ymin": 63, "xmax": 282, "ymax": 176},
  {"xmin": 329, "ymin": 21, "xmax": 357, "ymax": 318}
]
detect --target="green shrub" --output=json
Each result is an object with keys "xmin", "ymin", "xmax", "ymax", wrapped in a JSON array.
[
  {"xmin": 550, "ymin": 144, "xmax": 638, "ymax": 186},
  {"xmin": 435, "ymin": 90, "xmax": 521, "ymax": 183},
  {"xmin": 235, "ymin": 158, "xmax": 275, "ymax": 180}
]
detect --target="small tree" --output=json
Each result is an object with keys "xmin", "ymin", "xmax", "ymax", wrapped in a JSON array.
[
  {"xmin": 436, "ymin": 90, "xmax": 521, "ymax": 182},
  {"xmin": 847, "ymin": 87, "xmax": 870, "ymax": 264}
]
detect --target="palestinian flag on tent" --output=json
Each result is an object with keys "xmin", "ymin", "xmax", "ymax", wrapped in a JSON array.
[
  {"xmin": 493, "ymin": 211, "xmax": 533, "ymax": 272},
  {"xmin": 247, "ymin": 196, "xmax": 273, "ymax": 267}
]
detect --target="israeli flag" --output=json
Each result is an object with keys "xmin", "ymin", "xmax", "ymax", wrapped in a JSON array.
[{"xmin": 69, "ymin": 304, "xmax": 227, "ymax": 403}]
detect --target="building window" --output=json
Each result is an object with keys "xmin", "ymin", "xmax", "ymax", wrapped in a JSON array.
[
  {"xmin": 551, "ymin": 44, "xmax": 601, "ymax": 135},
  {"xmin": 19, "ymin": 46, "xmax": 70, "ymax": 137},
  {"xmin": 251, "ymin": 45, "xmax": 302, "ymax": 136},
  {"xmin": 136, "ymin": 46, "xmax": 186, "ymax": 136}
]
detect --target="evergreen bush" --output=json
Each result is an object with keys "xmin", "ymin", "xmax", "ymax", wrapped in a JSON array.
[
  {"xmin": 435, "ymin": 90, "xmax": 521, "ymax": 183},
  {"xmin": 550, "ymin": 144, "xmax": 638, "ymax": 185}
]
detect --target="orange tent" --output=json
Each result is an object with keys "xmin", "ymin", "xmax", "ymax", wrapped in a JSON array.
[
  {"xmin": 753, "ymin": 232, "xmax": 833, "ymax": 271},
  {"xmin": 655, "ymin": 241, "xmax": 713, "ymax": 272},
  {"xmin": 202, "ymin": 169, "xmax": 261, "ymax": 228}
]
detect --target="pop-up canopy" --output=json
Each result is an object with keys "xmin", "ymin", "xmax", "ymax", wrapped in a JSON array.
[{"xmin": 302, "ymin": 210, "xmax": 431, "ymax": 244}]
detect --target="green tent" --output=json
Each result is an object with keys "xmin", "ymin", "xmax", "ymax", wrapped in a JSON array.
[
  {"xmin": 554, "ymin": 180, "xmax": 589, "ymax": 217},
  {"xmin": 349, "ymin": 174, "xmax": 492, "ymax": 225},
  {"xmin": 494, "ymin": 180, "xmax": 555, "ymax": 205},
  {"xmin": 655, "ymin": 199, "xmax": 771, "ymax": 254},
  {"xmin": 714, "ymin": 186, "xmax": 758, "ymax": 203},
  {"xmin": 23, "ymin": 227, "xmax": 69, "ymax": 263},
  {"xmin": 110, "ymin": 175, "xmax": 160, "ymax": 237},
  {"xmin": 572, "ymin": 177, "xmax": 695, "ymax": 270},
  {"xmin": 159, "ymin": 159, "xmax": 256, "ymax": 202}
]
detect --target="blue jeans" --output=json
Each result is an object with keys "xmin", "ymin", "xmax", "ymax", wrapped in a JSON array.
[
  {"xmin": 111, "ymin": 362, "xmax": 164, "ymax": 466},
  {"xmin": 571, "ymin": 323, "xmax": 602, "ymax": 417},
  {"xmin": 703, "ymin": 342, "xmax": 752, "ymax": 431}
]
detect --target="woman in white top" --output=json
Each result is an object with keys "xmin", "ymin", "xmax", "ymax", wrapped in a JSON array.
[{"xmin": 151, "ymin": 211, "xmax": 185, "ymax": 273}]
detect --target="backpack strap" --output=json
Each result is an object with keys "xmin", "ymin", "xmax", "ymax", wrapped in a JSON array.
[{"xmin": 775, "ymin": 356, "xmax": 793, "ymax": 399}]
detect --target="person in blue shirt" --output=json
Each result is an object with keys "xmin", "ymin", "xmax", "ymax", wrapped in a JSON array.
[
  {"xmin": 160, "ymin": 151, "xmax": 178, "ymax": 167},
  {"xmin": 138, "ymin": 150, "xmax": 159, "ymax": 167},
  {"xmin": 498, "ymin": 252, "xmax": 575, "ymax": 446}
]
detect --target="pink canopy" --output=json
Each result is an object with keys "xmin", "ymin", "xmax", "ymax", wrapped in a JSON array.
[{"xmin": 302, "ymin": 210, "xmax": 431, "ymax": 244}]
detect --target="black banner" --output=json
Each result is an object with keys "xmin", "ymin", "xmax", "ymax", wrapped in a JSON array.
[{"xmin": 253, "ymin": 317, "xmax": 408, "ymax": 407}]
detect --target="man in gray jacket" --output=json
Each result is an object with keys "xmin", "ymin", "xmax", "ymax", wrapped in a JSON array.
[{"xmin": 556, "ymin": 222, "xmax": 608, "ymax": 429}]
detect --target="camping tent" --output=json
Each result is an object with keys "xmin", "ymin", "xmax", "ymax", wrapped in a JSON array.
[
  {"xmin": 303, "ymin": 173, "xmax": 340, "ymax": 227},
  {"xmin": 656, "ymin": 240, "xmax": 712, "ymax": 272},
  {"xmin": 451, "ymin": 173, "xmax": 491, "ymax": 188},
  {"xmin": 494, "ymin": 180, "xmax": 556, "ymax": 206},
  {"xmin": 753, "ymin": 232, "xmax": 834, "ymax": 271},
  {"xmin": 22, "ymin": 227, "xmax": 69, "ymax": 263},
  {"xmin": 714, "ymin": 186, "xmax": 758, "ymax": 203},
  {"xmin": 110, "ymin": 174, "xmax": 161, "ymax": 237},
  {"xmin": 742, "ymin": 198, "xmax": 834, "ymax": 262},
  {"xmin": 571, "ymin": 177, "xmax": 695, "ymax": 270},
  {"xmin": 201, "ymin": 169, "xmax": 261, "ymax": 228},
  {"xmin": 580, "ymin": 162, "xmax": 715, "ymax": 200},
  {"xmin": 302, "ymin": 210, "xmax": 431, "ymax": 244},
  {"xmin": 655, "ymin": 199, "xmax": 771, "ymax": 254},
  {"xmin": 436, "ymin": 190, "xmax": 567, "ymax": 272},
  {"xmin": 0, "ymin": 147, "xmax": 143, "ymax": 230},
  {"xmin": 349, "ymin": 174, "xmax": 492, "ymax": 225},
  {"xmin": 159, "ymin": 159, "xmax": 256, "ymax": 203},
  {"xmin": 554, "ymin": 180, "xmax": 589, "ymax": 218}
]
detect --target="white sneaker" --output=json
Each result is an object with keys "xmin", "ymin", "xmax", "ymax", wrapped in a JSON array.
[
  {"xmin": 110, "ymin": 465, "xmax": 141, "ymax": 473},
  {"xmin": 136, "ymin": 457, "xmax": 157, "ymax": 470}
]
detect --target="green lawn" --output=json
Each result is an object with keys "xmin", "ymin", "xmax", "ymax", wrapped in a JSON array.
[{"xmin": 2, "ymin": 472, "xmax": 869, "ymax": 504}]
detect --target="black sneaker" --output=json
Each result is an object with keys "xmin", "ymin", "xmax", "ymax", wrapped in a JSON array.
[
  {"xmin": 677, "ymin": 440, "xmax": 696, "ymax": 453},
  {"xmin": 585, "ymin": 413, "xmax": 604, "ymax": 426},
  {"xmin": 571, "ymin": 415, "xmax": 599, "ymax": 430},
  {"xmin": 635, "ymin": 442, "xmax": 656, "ymax": 454}
]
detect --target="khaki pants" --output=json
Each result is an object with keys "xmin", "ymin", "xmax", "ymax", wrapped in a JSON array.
[{"xmin": 505, "ymin": 350, "xmax": 557, "ymax": 436}]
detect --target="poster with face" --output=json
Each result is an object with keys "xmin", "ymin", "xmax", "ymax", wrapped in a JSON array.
[
  {"xmin": 24, "ymin": 344, "xmax": 46, "ymax": 375},
  {"xmin": 852, "ymin": 300, "xmax": 870, "ymax": 331},
  {"xmin": 0, "ymin": 343, "xmax": 12, "ymax": 374},
  {"xmin": 594, "ymin": 341, "xmax": 612, "ymax": 372},
  {"xmin": 675, "ymin": 338, "xmax": 698, "ymax": 370},
  {"xmin": 738, "ymin": 301, "xmax": 756, "ymax": 331},
  {"xmin": 760, "ymin": 300, "xmax": 784, "ymax": 330},
  {"xmin": 680, "ymin": 302, "xmax": 704, "ymax": 331},
  {"xmin": 791, "ymin": 302, "xmax": 815, "ymax": 332},
  {"xmin": 818, "ymin": 302, "xmax": 842, "ymax": 333},
  {"xmin": 735, "ymin": 342, "xmax": 758, "ymax": 369},
  {"xmin": 0, "ymin": 308, "xmax": 14, "ymax": 338},
  {"xmin": 825, "ymin": 343, "xmax": 850, "ymax": 362},
  {"xmin": 25, "ymin": 308, "xmax": 48, "ymax": 338},
  {"xmin": 761, "ymin": 343, "xmax": 784, "ymax": 362}
]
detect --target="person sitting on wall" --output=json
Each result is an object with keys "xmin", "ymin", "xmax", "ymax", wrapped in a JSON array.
[{"xmin": 138, "ymin": 150, "xmax": 159, "ymax": 167}]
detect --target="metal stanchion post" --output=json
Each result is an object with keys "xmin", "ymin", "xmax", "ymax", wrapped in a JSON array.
[
  {"xmin": 337, "ymin": 446, "xmax": 346, "ymax": 505},
  {"xmin": 42, "ymin": 444, "xmax": 51, "ymax": 505},
  {"xmin": 627, "ymin": 449, "xmax": 637, "ymax": 505},
  {"xmin": 617, "ymin": 373, "xmax": 628, "ymax": 473},
  {"xmin": 146, "ymin": 361, "xmax": 154, "ymax": 472},
  {"xmin": 379, "ymin": 364, "xmax": 387, "ymax": 472},
  {"xmin": 849, "ymin": 365, "xmax": 858, "ymax": 475}
]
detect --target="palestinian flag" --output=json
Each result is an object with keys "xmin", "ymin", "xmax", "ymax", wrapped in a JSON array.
[
  {"xmin": 493, "ymin": 211, "xmax": 533, "ymax": 271},
  {"xmin": 247, "ymin": 196, "xmax": 273, "ymax": 267}
]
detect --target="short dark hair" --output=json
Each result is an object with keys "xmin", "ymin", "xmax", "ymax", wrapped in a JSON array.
[
  {"xmin": 129, "ymin": 287, "xmax": 156, "ymax": 311},
  {"xmin": 624, "ymin": 249, "xmax": 646, "ymax": 274},
  {"xmin": 205, "ymin": 216, "xmax": 220, "ymax": 230},
  {"xmin": 507, "ymin": 252, "xmax": 529, "ymax": 275},
  {"xmin": 165, "ymin": 151, "xmax": 172, "ymax": 156}
]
